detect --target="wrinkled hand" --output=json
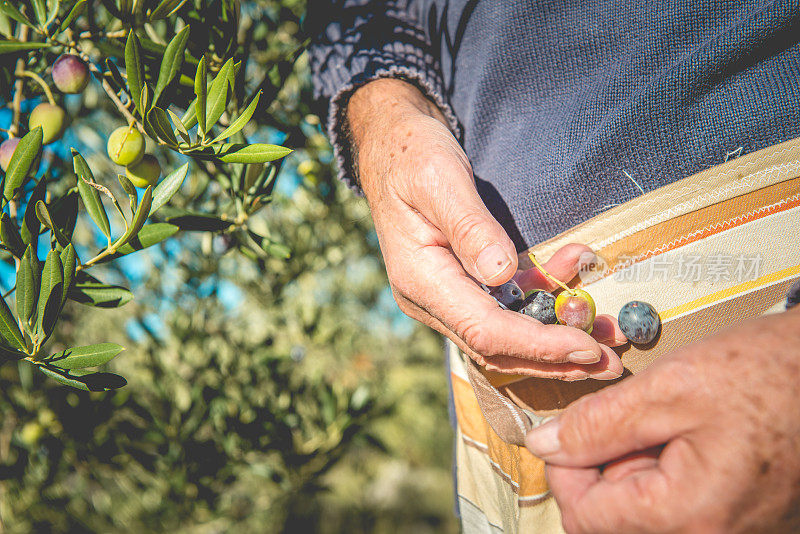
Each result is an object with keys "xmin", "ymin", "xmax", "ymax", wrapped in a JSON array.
[
  {"xmin": 525, "ymin": 306, "xmax": 800, "ymax": 533},
  {"xmin": 347, "ymin": 79, "xmax": 625, "ymax": 380}
]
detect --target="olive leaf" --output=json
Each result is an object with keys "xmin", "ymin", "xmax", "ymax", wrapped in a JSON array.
[
  {"xmin": 114, "ymin": 185, "xmax": 152, "ymax": 248},
  {"xmin": 16, "ymin": 245, "xmax": 39, "ymax": 328},
  {"xmin": 105, "ymin": 58, "xmax": 126, "ymax": 92},
  {"xmin": 210, "ymin": 91, "xmax": 261, "ymax": 143},
  {"xmin": 0, "ymin": 1, "xmax": 33, "ymax": 27},
  {"xmin": 96, "ymin": 222, "xmax": 178, "ymax": 263},
  {"xmin": 153, "ymin": 25, "xmax": 189, "ymax": 105},
  {"xmin": 31, "ymin": 0, "xmax": 47, "ymax": 26},
  {"xmin": 21, "ymin": 177, "xmax": 47, "ymax": 244},
  {"xmin": 69, "ymin": 272, "xmax": 133, "ymax": 308},
  {"xmin": 35, "ymin": 201, "xmax": 70, "ymax": 248},
  {"xmin": 3, "ymin": 127, "xmax": 42, "ymax": 200},
  {"xmin": 0, "ymin": 213, "xmax": 26, "ymax": 257},
  {"xmin": 148, "ymin": 107, "xmax": 179, "ymax": 146},
  {"xmin": 60, "ymin": 243, "xmax": 76, "ymax": 308},
  {"xmin": 118, "ymin": 174, "xmax": 138, "ymax": 214},
  {"xmin": 35, "ymin": 248, "xmax": 63, "ymax": 342},
  {"xmin": 194, "ymin": 56, "xmax": 207, "ymax": 137},
  {"xmin": 73, "ymin": 151, "xmax": 111, "ymax": 240},
  {"xmin": 216, "ymin": 143, "xmax": 292, "ymax": 164},
  {"xmin": 58, "ymin": 0, "xmax": 86, "ymax": 32},
  {"xmin": 204, "ymin": 58, "xmax": 234, "ymax": 133},
  {"xmin": 167, "ymin": 108, "xmax": 191, "ymax": 143},
  {"xmin": 42, "ymin": 342, "xmax": 124, "ymax": 370},
  {"xmin": 37, "ymin": 365, "xmax": 127, "ymax": 391},
  {"xmin": 0, "ymin": 292, "xmax": 26, "ymax": 352},
  {"xmin": 149, "ymin": 0, "xmax": 186, "ymax": 20},
  {"xmin": 124, "ymin": 30, "xmax": 144, "ymax": 116},
  {"xmin": 151, "ymin": 162, "xmax": 188, "ymax": 214}
]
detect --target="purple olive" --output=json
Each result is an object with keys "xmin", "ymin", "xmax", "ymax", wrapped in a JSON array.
[
  {"xmin": 0, "ymin": 137, "xmax": 20, "ymax": 172},
  {"xmin": 555, "ymin": 289, "xmax": 596, "ymax": 333},
  {"xmin": 520, "ymin": 290, "xmax": 557, "ymax": 324},
  {"xmin": 618, "ymin": 301, "xmax": 661, "ymax": 344},
  {"xmin": 52, "ymin": 54, "xmax": 90, "ymax": 94},
  {"xmin": 487, "ymin": 280, "xmax": 525, "ymax": 311}
]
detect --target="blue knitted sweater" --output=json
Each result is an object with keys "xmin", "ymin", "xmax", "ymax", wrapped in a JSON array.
[{"xmin": 308, "ymin": 0, "xmax": 800, "ymax": 250}]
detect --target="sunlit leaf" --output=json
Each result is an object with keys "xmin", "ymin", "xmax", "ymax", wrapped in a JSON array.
[
  {"xmin": 147, "ymin": 106, "xmax": 178, "ymax": 146},
  {"xmin": 114, "ymin": 185, "xmax": 151, "ymax": 248},
  {"xmin": 16, "ymin": 245, "xmax": 39, "ymax": 328},
  {"xmin": 58, "ymin": 0, "xmax": 86, "ymax": 32},
  {"xmin": 204, "ymin": 58, "xmax": 233, "ymax": 132},
  {"xmin": 0, "ymin": 1, "xmax": 33, "ymax": 27},
  {"xmin": 96, "ymin": 223, "xmax": 178, "ymax": 263},
  {"xmin": 69, "ymin": 272, "xmax": 133, "ymax": 307},
  {"xmin": 0, "ymin": 293, "xmax": 25, "ymax": 352},
  {"xmin": 59, "ymin": 243, "xmax": 76, "ymax": 307},
  {"xmin": 36, "ymin": 248, "xmax": 63, "ymax": 341},
  {"xmin": 21, "ymin": 177, "xmax": 46, "ymax": 245},
  {"xmin": 4, "ymin": 127, "xmax": 42, "ymax": 200},
  {"xmin": 210, "ymin": 91, "xmax": 261, "ymax": 143},
  {"xmin": 125, "ymin": 30, "xmax": 144, "ymax": 116},
  {"xmin": 43, "ymin": 342, "xmax": 124, "ymax": 369},
  {"xmin": 73, "ymin": 151, "xmax": 111, "ymax": 240},
  {"xmin": 149, "ymin": 0, "xmax": 186, "ymax": 20},
  {"xmin": 151, "ymin": 162, "xmax": 188, "ymax": 214},
  {"xmin": 153, "ymin": 25, "xmax": 189, "ymax": 105},
  {"xmin": 194, "ymin": 56, "xmax": 207, "ymax": 137},
  {"xmin": 216, "ymin": 143, "xmax": 292, "ymax": 164}
]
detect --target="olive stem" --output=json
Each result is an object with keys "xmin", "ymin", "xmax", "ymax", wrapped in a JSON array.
[
  {"xmin": 527, "ymin": 252, "xmax": 577, "ymax": 296},
  {"xmin": 16, "ymin": 70, "xmax": 57, "ymax": 106},
  {"xmin": 10, "ymin": 18, "xmax": 30, "ymax": 137}
]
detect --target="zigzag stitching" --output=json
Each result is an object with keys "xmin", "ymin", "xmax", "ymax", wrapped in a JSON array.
[
  {"xmin": 594, "ymin": 160, "xmax": 800, "ymax": 250},
  {"xmin": 603, "ymin": 193, "xmax": 800, "ymax": 277}
]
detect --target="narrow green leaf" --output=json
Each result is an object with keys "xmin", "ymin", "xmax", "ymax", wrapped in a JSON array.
[
  {"xmin": 204, "ymin": 58, "xmax": 233, "ymax": 132},
  {"xmin": 105, "ymin": 58, "xmax": 125, "ymax": 92},
  {"xmin": 44, "ymin": 342, "xmax": 123, "ymax": 369},
  {"xmin": 149, "ymin": 0, "xmax": 186, "ymax": 19},
  {"xmin": 0, "ymin": 1, "xmax": 33, "ymax": 27},
  {"xmin": 125, "ymin": 30, "xmax": 144, "ymax": 116},
  {"xmin": 0, "ymin": 294, "xmax": 25, "ymax": 352},
  {"xmin": 147, "ymin": 107, "xmax": 178, "ymax": 146},
  {"xmin": 181, "ymin": 98, "xmax": 198, "ymax": 129},
  {"xmin": 167, "ymin": 108, "xmax": 191, "ymax": 143},
  {"xmin": 60, "ymin": 243, "xmax": 76, "ymax": 308},
  {"xmin": 151, "ymin": 162, "xmax": 188, "ymax": 214},
  {"xmin": 0, "ymin": 13, "xmax": 12, "ymax": 37},
  {"xmin": 194, "ymin": 56, "xmax": 207, "ymax": 137},
  {"xmin": 216, "ymin": 143, "xmax": 292, "ymax": 164},
  {"xmin": 36, "ymin": 248, "xmax": 63, "ymax": 341},
  {"xmin": 58, "ymin": 0, "xmax": 85, "ymax": 32},
  {"xmin": 69, "ymin": 277, "xmax": 133, "ymax": 307},
  {"xmin": 210, "ymin": 91, "xmax": 261, "ymax": 143},
  {"xmin": 37, "ymin": 365, "xmax": 127, "ymax": 391},
  {"xmin": 0, "ymin": 213, "xmax": 25, "ymax": 257},
  {"xmin": 73, "ymin": 152, "xmax": 111, "ymax": 239},
  {"xmin": 117, "ymin": 174, "xmax": 138, "ymax": 214},
  {"xmin": 4, "ymin": 127, "xmax": 43, "ymax": 200},
  {"xmin": 114, "ymin": 185, "xmax": 152, "ymax": 248},
  {"xmin": 45, "ymin": 0, "xmax": 61, "ymax": 26},
  {"xmin": 32, "ymin": 0, "xmax": 47, "ymax": 26},
  {"xmin": 35, "ymin": 201, "xmax": 69, "ymax": 248},
  {"xmin": 97, "ymin": 223, "xmax": 178, "ymax": 263},
  {"xmin": 0, "ymin": 41, "xmax": 51, "ymax": 54},
  {"xmin": 49, "ymin": 190, "xmax": 78, "ymax": 243},
  {"xmin": 16, "ymin": 245, "xmax": 39, "ymax": 328},
  {"xmin": 21, "ymin": 178, "xmax": 46, "ymax": 245},
  {"xmin": 154, "ymin": 25, "xmax": 189, "ymax": 104}
]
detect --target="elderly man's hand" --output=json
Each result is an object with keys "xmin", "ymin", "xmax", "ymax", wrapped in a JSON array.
[
  {"xmin": 346, "ymin": 78, "xmax": 625, "ymax": 379},
  {"xmin": 525, "ymin": 305, "xmax": 800, "ymax": 533}
]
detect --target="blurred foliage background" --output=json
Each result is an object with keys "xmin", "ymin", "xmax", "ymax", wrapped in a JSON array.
[{"xmin": 0, "ymin": 0, "xmax": 457, "ymax": 532}]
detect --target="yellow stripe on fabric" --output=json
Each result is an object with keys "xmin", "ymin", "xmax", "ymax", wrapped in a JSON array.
[{"xmin": 660, "ymin": 264, "xmax": 800, "ymax": 321}]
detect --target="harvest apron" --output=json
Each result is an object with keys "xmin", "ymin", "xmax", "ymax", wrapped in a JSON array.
[{"xmin": 450, "ymin": 137, "xmax": 800, "ymax": 533}]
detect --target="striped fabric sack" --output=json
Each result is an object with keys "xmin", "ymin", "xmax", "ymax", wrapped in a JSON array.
[{"xmin": 450, "ymin": 137, "xmax": 800, "ymax": 533}]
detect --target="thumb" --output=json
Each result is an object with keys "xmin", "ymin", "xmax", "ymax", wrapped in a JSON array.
[
  {"xmin": 524, "ymin": 366, "xmax": 695, "ymax": 466},
  {"xmin": 414, "ymin": 164, "xmax": 518, "ymax": 286}
]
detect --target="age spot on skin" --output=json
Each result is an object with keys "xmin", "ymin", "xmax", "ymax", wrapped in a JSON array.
[
  {"xmin": 402, "ymin": 145, "xmax": 408, "ymax": 152},
  {"xmin": 760, "ymin": 460, "xmax": 771, "ymax": 475}
]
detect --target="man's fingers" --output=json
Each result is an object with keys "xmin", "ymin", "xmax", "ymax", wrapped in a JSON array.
[
  {"xmin": 408, "ymin": 163, "xmax": 518, "ymax": 286},
  {"xmin": 590, "ymin": 315, "xmax": 628, "ymax": 346},
  {"xmin": 515, "ymin": 243, "xmax": 594, "ymax": 292},
  {"xmin": 524, "ymin": 362, "xmax": 697, "ymax": 466},
  {"xmin": 547, "ymin": 463, "xmax": 671, "ymax": 534},
  {"xmin": 601, "ymin": 447, "xmax": 661, "ymax": 482}
]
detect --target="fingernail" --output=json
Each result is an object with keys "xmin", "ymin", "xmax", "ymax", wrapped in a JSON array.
[
  {"xmin": 476, "ymin": 244, "xmax": 513, "ymax": 283},
  {"xmin": 591, "ymin": 369, "xmax": 623, "ymax": 381},
  {"xmin": 568, "ymin": 350, "xmax": 601, "ymax": 364},
  {"xmin": 525, "ymin": 418, "xmax": 561, "ymax": 457}
]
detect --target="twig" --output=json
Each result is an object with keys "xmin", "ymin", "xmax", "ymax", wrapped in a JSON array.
[
  {"xmin": 16, "ymin": 70, "xmax": 56, "ymax": 105},
  {"xmin": 10, "ymin": 20, "xmax": 30, "ymax": 137}
]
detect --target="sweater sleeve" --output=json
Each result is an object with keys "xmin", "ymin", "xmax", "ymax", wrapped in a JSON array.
[{"xmin": 307, "ymin": 0, "xmax": 461, "ymax": 191}]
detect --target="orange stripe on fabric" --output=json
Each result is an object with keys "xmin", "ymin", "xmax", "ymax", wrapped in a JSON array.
[
  {"xmin": 591, "ymin": 182, "xmax": 800, "ymax": 282},
  {"xmin": 451, "ymin": 372, "xmax": 548, "ymax": 497}
]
